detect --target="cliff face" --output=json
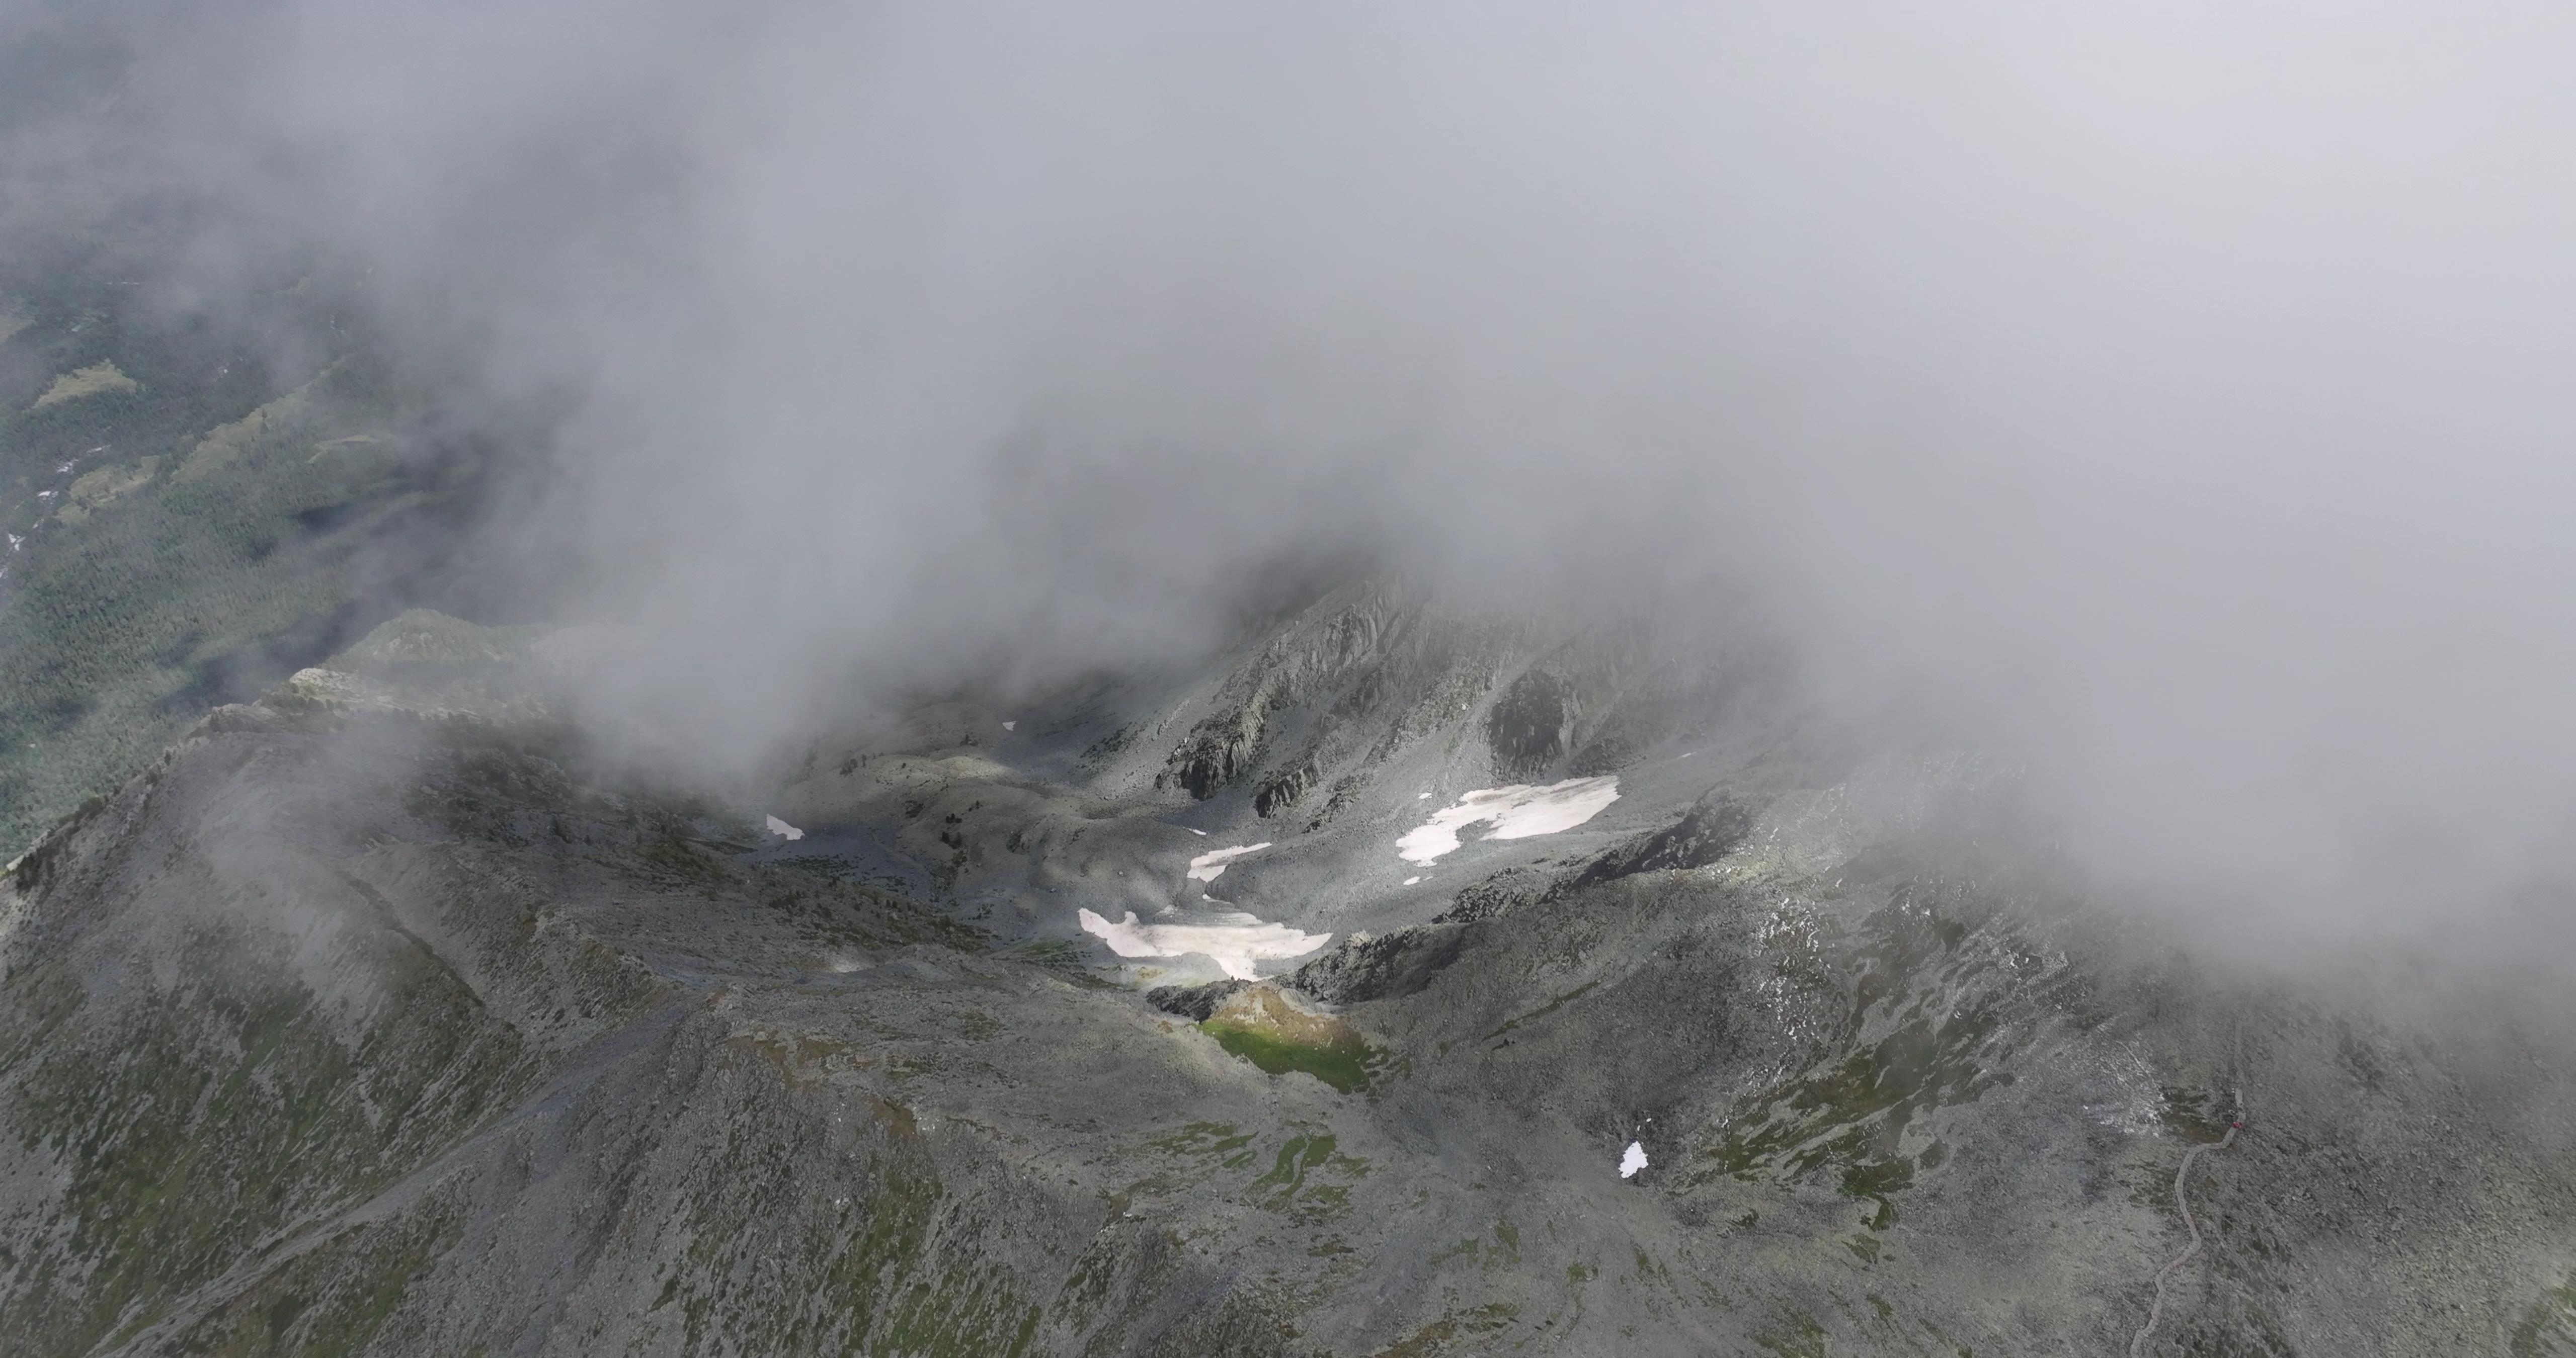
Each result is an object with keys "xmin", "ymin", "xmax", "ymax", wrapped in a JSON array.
[{"xmin": 3, "ymin": 606, "xmax": 2573, "ymax": 1356}]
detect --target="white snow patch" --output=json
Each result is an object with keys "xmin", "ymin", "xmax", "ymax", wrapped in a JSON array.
[
  {"xmin": 1416, "ymin": 791, "xmax": 1432, "ymax": 799},
  {"xmin": 1403, "ymin": 876, "xmax": 1421, "ymax": 886},
  {"xmin": 764, "ymin": 814, "xmax": 805, "ymax": 841},
  {"xmin": 1187, "ymin": 842, "xmax": 1271, "ymax": 883},
  {"xmin": 1396, "ymin": 777, "xmax": 1621, "ymax": 865},
  {"xmin": 1002, "ymin": 720, "xmax": 1016, "ymax": 731},
  {"xmin": 1185, "ymin": 827, "xmax": 1209, "ymax": 836},
  {"xmin": 1077, "ymin": 908, "xmax": 1330, "ymax": 980},
  {"xmin": 1619, "ymin": 1141, "xmax": 1649, "ymax": 1178}
]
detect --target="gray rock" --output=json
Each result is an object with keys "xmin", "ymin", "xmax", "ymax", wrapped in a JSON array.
[
  {"xmin": 4, "ymin": 587, "xmax": 2572, "ymax": 1356},
  {"xmin": 1144, "ymin": 978, "xmax": 1245, "ymax": 1021}
]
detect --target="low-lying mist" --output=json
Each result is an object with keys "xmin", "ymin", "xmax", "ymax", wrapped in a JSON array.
[{"xmin": 7, "ymin": 0, "xmax": 2574, "ymax": 961}]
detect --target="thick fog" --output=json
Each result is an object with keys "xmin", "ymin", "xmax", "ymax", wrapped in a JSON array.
[{"xmin": 8, "ymin": 1, "xmax": 2576, "ymax": 955}]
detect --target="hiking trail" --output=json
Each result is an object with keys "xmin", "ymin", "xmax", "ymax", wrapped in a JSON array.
[{"xmin": 2127, "ymin": 1018, "xmax": 2248, "ymax": 1357}]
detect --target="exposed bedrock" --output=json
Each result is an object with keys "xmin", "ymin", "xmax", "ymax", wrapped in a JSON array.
[{"xmin": 4, "ymin": 604, "xmax": 2573, "ymax": 1356}]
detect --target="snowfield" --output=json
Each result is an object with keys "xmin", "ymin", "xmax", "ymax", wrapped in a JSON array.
[
  {"xmin": 1186, "ymin": 842, "xmax": 1272, "ymax": 883},
  {"xmin": 1076, "ymin": 907, "xmax": 1331, "ymax": 980},
  {"xmin": 1395, "ymin": 777, "xmax": 1620, "ymax": 865}
]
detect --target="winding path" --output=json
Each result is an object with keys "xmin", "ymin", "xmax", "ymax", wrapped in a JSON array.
[
  {"xmin": 2129, "ymin": 1022, "xmax": 2248, "ymax": 1357},
  {"xmin": 2126, "ymin": 1124, "xmax": 2236, "ymax": 1356}
]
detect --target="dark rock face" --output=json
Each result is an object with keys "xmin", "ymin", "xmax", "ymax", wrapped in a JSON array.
[
  {"xmin": 1485, "ymin": 667, "xmax": 1581, "ymax": 779},
  {"xmin": 1436, "ymin": 866, "xmax": 1548, "ymax": 923},
  {"xmin": 1563, "ymin": 792, "xmax": 1754, "ymax": 892},
  {"xmin": 1157, "ymin": 585, "xmax": 1398, "ymax": 800},
  {"xmin": 1250, "ymin": 751, "xmax": 1319, "ymax": 818},
  {"xmin": 1283, "ymin": 924, "xmax": 1468, "ymax": 1005},
  {"xmin": 1145, "ymin": 978, "xmax": 1246, "ymax": 1022},
  {"xmin": 1162, "ymin": 708, "xmax": 1263, "ymax": 800},
  {"xmin": 1154, "ymin": 581, "xmax": 1522, "ymax": 811}
]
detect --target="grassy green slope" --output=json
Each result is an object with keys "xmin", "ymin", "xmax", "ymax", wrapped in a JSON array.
[{"xmin": 0, "ymin": 289, "xmax": 462, "ymax": 854}]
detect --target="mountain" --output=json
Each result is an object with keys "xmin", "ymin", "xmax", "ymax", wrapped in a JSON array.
[
  {"xmin": 0, "ymin": 276, "xmax": 502, "ymax": 857},
  {"xmin": 4, "ymin": 594, "xmax": 2572, "ymax": 1356}
]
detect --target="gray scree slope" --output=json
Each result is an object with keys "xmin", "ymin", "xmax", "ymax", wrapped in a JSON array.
[{"xmin": 2, "ymin": 590, "xmax": 2573, "ymax": 1356}]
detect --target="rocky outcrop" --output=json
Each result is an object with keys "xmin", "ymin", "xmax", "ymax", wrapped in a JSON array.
[
  {"xmin": 1484, "ymin": 665, "xmax": 1583, "ymax": 779},
  {"xmin": 1248, "ymin": 748, "xmax": 1320, "ymax": 819},
  {"xmin": 1283, "ymin": 924, "xmax": 1467, "ymax": 1005},
  {"xmin": 7, "ymin": 591, "xmax": 2574, "ymax": 1357},
  {"xmin": 1145, "ymin": 977, "xmax": 1245, "ymax": 1021},
  {"xmin": 1561, "ymin": 790, "xmax": 1754, "ymax": 891},
  {"xmin": 1436, "ymin": 865, "xmax": 1548, "ymax": 923},
  {"xmin": 1159, "ymin": 584, "xmax": 1398, "ymax": 799}
]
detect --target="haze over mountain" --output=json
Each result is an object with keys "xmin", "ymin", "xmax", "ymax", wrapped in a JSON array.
[{"xmin": 1, "ymin": 3, "xmax": 2573, "ymax": 1354}]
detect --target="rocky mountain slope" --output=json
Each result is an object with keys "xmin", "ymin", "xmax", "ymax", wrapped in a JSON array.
[{"xmin": 3, "ymin": 594, "xmax": 2573, "ymax": 1356}]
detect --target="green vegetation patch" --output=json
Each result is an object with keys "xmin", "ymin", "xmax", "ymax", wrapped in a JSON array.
[
  {"xmin": 1702, "ymin": 896, "xmax": 2034, "ymax": 1227},
  {"xmin": 2512, "ymin": 1267, "xmax": 2576, "ymax": 1357},
  {"xmin": 1200, "ymin": 984, "xmax": 1380, "ymax": 1093},
  {"xmin": 1204, "ymin": 1019, "xmax": 1374, "ymax": 1093},
  {"xmin": 1247, "ymin": 1131, "xmax": 1371, "ymax": 1223},
  {"xmin": 53, "ymin": 457, "xmax": 157, "ymax": 523},
  {"xmin": 29, "ymin": 360, "xmax": 139, "ymax": 410},
  {"xmin": 1367, "ymin": 1302, "xmax": 1519, "ymax": 1357},
  {"xmin": 0, "ymin": 341, "xmax": 439, "ymax": 855},
  {"xmin": 1704, "ymin": 1007, "xmax": 2006, "ymax": 1220},
  {"xmin": 175, "ymin": 366, "xmax": 330, "ymax": 482},
  {"xmin": 1753, "ymin": 1309, "xmax": 1831, "ymax": 1358}
]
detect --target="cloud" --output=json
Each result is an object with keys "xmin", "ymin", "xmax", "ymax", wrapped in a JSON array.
[{"xmin": 10, "ymin": 1, "xmax": 2576, "ymax": 952}]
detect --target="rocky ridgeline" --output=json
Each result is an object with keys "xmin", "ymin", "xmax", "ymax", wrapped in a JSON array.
[{"xmin": 2, "ymin": 602, "xmax": 2572, "ymax": 1355}]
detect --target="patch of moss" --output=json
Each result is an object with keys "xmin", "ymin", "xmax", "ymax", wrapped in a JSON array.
[
  {"xmin": 1754, "ymin": 1310, "xmax": 1831, "ymax": 1358},
  {"xmin": 52, "ymin": 457, "xmax": 158, "ymax": 524},
  {"xmin": 1709, "ymin": 1006, "xmax": 2006, "ymax": 1183},
  {"xmin": 2512, "ymin": 1268, "xmax": 2576, "ymax": 1357},
  {"xmin": 1369, "ymin": 1302, "xmax": 1518, "ymax": 1357},
  {"xmin": 1199, "ymin": 985, "xmax": 1379, "ymax": 1092},
  {"xmin": 1204, "ymin": 1020, "xmax": 1373, "ymax": 1092},
  {"xmin": 1704, "ymin": 896, "xmax": 2028, "ymax": 1208},
  {"xmin": 1147, "ymin": 1121, "xmax": 1254, "ymax": 1159},
  {"xmin": 29, "ymin": 360, "xmax": 139, "ymax": 410},
  {"xmin": 1245, "ymin": 1132, "xmax": 1370, "ymax": 1223}
]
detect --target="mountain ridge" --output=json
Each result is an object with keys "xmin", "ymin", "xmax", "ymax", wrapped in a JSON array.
[{"xmin": 0, "ymin": 602, "xmax": 2571, "ymax": 1355}]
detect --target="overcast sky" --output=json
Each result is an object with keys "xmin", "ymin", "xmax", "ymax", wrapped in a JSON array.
[{"xmin": 8, "ymin": 0, "xmax": 2576, "ymax": 953}]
